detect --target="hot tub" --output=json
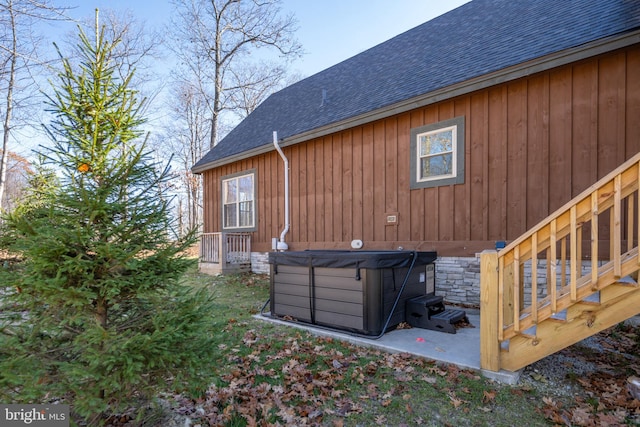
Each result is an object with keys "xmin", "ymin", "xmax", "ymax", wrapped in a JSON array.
[{"xmin": 268, "ymin": 250, "xmax": 437, "ymax": 336}]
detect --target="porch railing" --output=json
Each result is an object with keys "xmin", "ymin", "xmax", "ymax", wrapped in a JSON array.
[{"xmin": 200, "ymin": 232, "xmax": 251, "ymax": 265}]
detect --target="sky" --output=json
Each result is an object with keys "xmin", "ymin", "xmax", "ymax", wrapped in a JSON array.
[
  {"xmin": 60, "ymin": 0, "xmax": 472, "ymax": 77},
  {"xmin": 15, "ymin": 0, "xmax": 471, "ymax": 158}
]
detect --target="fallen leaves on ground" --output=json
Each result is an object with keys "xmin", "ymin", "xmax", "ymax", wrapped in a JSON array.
[
  {"xmin": 537, "ymin": 322, "xmax": 640, "ymax": 426},
  {"xmin": 140, "ymin": 316, "xmax": 639, "ymax": 426},
  {"xmin": 168, "ymin": 332, "xmax": 476, "ymax": 426}
]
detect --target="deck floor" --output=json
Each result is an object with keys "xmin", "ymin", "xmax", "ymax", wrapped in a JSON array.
[{"xmin": 256, "ymin": 308, "xmax": 520, "ymax": 384}]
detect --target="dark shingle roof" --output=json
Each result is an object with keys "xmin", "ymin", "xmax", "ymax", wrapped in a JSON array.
[{"xmin": 193, "ymin": 0, "xmax": 640, "ymax": 171}]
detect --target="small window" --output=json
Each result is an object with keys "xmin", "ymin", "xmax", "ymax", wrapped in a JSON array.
[
  {"xmin": 221, "ymin": 170, "xmax": 256, "ymax": 231},
  {"xmin": 418, "ymin": 126, "xmax": 456, "ymax": 180},
  {"xmin": 410, "ymin": 116, "xmax": 465, "ymax": 189}
]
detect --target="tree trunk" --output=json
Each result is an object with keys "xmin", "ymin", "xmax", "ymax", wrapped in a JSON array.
[
  {"xmin": 95, "ymin": 296, "xmax": 107, "ymax": 400},
  {"xmin": 178, "ymin": 198, "xmax": 184, "ymax": 237},
  {"xmin": 0, "ymin": 1, "xmax": 17, "ymax": 214}
]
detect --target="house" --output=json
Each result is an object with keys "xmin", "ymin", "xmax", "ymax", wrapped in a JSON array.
[{"xmin": 193, "ymin": 0, "xmax": 640, "ymax": 308}]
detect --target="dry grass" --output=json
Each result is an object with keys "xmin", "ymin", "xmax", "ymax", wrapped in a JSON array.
[{"xmin": 0, "ymin": 249, "xmax": 21, "ymax": 263}]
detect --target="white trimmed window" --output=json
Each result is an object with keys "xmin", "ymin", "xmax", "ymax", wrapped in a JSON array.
[
  {"xmin": 410, "ymin": 116, "xmax": 465, "ymax": 189},
  {"xmin": 222, "ymin": 171, "xmax": 256, "ymax": 230},
  {"xmin": 418, "ymin": 125, "xmax": 456, "ymax": 180}
]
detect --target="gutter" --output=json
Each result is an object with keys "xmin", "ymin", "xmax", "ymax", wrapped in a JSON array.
[{"xmin": 192, "ymin": 29, "xmax": 640, "ymax": 174}]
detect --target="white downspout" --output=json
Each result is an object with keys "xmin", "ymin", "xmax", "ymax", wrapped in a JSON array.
[{"xmin": 273, "ymin": 131, "xmax": 289, "ymax": 251}]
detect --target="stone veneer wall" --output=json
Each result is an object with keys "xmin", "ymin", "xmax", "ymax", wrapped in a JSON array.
[
  {"xmin": 435, "ymin": 256, "xmax": 604, "ymax": 308},
  {"xmin": 435, "ymin": 257, "xmax": 481, "ymax": 307},
  {"xmin": 251, "ymin": 252, "xmax": 271, "ymax": 274}
]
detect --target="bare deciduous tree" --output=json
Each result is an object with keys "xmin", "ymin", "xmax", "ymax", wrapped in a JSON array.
[
  {"xmin": 0, "ymin": 0, "xmax": 68, "ymax": 214},
  {"xmin": 169, "ymin": 0, "xmax": 302, "ymax": 149},
  {"xmin": 159, "ymin": 82, "xmax": 210, "ymax": 233},
  {"xmin": 227, "ymin": 60, "xmax": 296, "ymax": 119},
  {"xmin": 0, "ymin": 149, "xmax": 31, "ymax": 211},
  {"xmin": 66, "ymin": 8, "xmax": 166, "ymax": 121}
]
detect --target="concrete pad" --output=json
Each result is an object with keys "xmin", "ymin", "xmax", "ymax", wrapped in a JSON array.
[{"xmin": 255, "ymin": 309, "xmax": 521, "ymax": 385}]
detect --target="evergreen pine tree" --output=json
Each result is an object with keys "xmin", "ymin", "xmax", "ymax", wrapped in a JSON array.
[{"xmin": 0, "ymin": 20, "xmax": 216, "ymax": 424}]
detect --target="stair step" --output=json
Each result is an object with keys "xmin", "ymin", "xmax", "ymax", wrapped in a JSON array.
[
  {"xmin": 405, "ymin": 295, "xmax": 467, "ymax": 334},
  {"xmin": 617, "ymin": 275, "xmax": 638, "ymax": 286},
  {"xmin": 432, "ymin": 308, "xmax": 467, "ymax": 323},
  {"xmin": 582, "ymin": 292, "xmax": 600, "ymax": 304},
  {"xmin": 601, "ymin": 282, "xmax": 639, "ymax": 304},
  {"xmin": 567, "ymin": 302, "xmax": 600, "ymax": 322},
  {"xmin": 550, "ymin": 309, "xmax": 567, "ymax": 321}
]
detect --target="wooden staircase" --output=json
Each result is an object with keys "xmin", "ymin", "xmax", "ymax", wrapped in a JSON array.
[{"xmin": 480, "ymin": 153, "xmax": 640, "ymax": 373}]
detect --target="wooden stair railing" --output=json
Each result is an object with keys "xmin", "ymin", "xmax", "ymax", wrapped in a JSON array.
[{"xmin": 481, "ymin": 152, "xmax": 640, "ymax": 373}]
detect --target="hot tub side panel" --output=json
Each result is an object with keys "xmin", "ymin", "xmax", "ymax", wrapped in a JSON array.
[
  {"xmin": 270, "ymin": 264, "xmax": 312, "ymax": 323},
  {"xmin": 313, "ymin": 267, "xmax": 365, "ymax": 331}
]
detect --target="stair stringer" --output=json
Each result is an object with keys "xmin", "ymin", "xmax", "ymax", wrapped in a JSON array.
[{"xmin": 500, "ymin": 284, "xmax": 640, "ymax": 372}]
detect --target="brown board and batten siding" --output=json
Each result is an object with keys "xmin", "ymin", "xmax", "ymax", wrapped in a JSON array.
[{"xmin": 201, "ymin": 45, "xmax": 640, "ymax": 257}]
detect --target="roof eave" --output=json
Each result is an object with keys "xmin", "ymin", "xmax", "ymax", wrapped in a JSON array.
[{"xmin": 193, "ymin": 29, "xmax": 640, "ymax": 174}]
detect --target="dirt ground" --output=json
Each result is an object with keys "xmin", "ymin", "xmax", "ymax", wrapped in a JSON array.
[{"xmin": 518, "ymin": 319, "xmax": 640, "ymax": 425}]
